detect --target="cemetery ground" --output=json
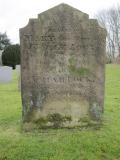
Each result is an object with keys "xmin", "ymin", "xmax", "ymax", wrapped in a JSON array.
[{"xmin": 0, "ymin": 64, "xmax": 120, "ymax": 160}]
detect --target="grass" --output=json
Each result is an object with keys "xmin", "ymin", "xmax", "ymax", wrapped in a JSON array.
[{"xmin": 0, "ymin": 64, "xmax": 120, "ymax": 160}]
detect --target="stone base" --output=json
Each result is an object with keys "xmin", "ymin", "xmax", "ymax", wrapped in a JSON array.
[{"xmin": 22, "ymin": 96, "xmax": 103, "ymax": 130}]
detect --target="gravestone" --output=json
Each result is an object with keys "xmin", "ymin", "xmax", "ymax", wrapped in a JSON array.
[
  {"xmin": 20, "ymin": 4, "xmax": 106, "ymax": 127},
  {"xmin": 0, "ymin": 66, "xmax": 12, "ymax": 83},
  {"xmin": 0, "ymin": 50, "xmax": 3, "ymax": 66}
]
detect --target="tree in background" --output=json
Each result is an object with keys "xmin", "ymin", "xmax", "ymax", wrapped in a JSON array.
[
  {"xmin": 2, "ymin": 44, "xmax": 20, "ymax": 69},
  {"xmin": 0, "ymin": 32, "xmax": 11, "ymax": 50},
  {"xmin": 95, "ymin": 5, "xmax": 120, "ymax": 63}
]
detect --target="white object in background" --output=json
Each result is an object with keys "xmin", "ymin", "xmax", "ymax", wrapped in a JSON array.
[{"xmin": 0, "ymin": 66, "xmax": 12, "ymax": 83}]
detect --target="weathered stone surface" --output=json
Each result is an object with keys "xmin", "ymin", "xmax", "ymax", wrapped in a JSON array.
[
  {"xmin": 0, "ymin": 50, "xmax": 3, "ymax": 66},
  {"xmin": 20, "ymin": 3, "xmax": 106, "ymax": 127}
]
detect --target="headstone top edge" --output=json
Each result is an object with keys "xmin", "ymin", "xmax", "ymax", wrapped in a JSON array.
[
  {"xmin": 19, "ymin": 3, "xmax": 106, "ymax": 34},
  {"xmin": 38, "ymin": 3, "xmax": 89, "ymax": 17},
  {"xmin": 19, "ymin": 3, "xmax": 90, "ymax": 32},
  {"xmin": 19, "ymin": 18, "xmax": 37, "ymax": 32},
  {"xmin": 90, "ymin": 19, "xmax": 107, "ymax": 34}
]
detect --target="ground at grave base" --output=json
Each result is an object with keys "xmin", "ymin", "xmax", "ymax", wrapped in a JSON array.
[{"xmin": 0, "ymin": 64, "xmax": 120, "ymax": 160}]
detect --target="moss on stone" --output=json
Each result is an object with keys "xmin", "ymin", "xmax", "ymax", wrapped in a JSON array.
[
  {"xmin": 32, "ymin": 114, "xmax": 73, "ymax": 129},
  {"xmin": 78, "ymin": 116, "xmax": 90, "ymax": 123},
  {"xmin": 47, "ymin": 113, "xmax": 65, "ymax": 128},
  {"xmin": 68, "ymin": 57, "xmax": 89, "ymax": 76},
  {"xmin": 34, "ymin": 117, "xmax": 48, "ymax": 124},
  {"xmin": 63, "ymin": 115, "xmax": 72, "ymax": 122},
  {"xmin": 68, "ymin": 57, "xmax": 76, "ymax": 66},
  {"xmin": 78, "ymin": 116, "xmax": 102, "ymax": 129},
  {"xmin": 68, "ymin": 65, "xmax": 89, "ymax": 76}
]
